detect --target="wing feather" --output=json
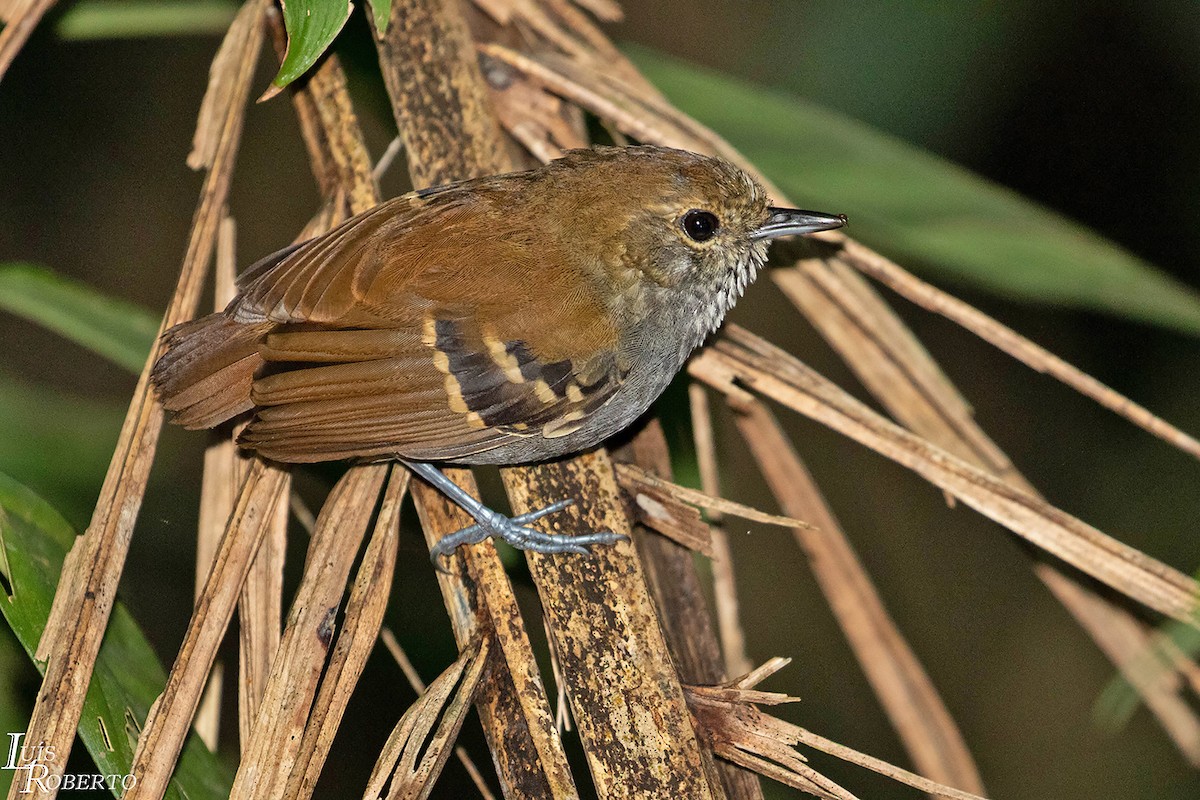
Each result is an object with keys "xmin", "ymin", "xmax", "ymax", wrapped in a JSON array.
[{"xmin": 224, "ymin": 185, "xmax": 628, "ymax": 464}]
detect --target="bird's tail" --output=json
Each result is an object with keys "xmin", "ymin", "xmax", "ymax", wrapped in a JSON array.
[{"xmin": 151, "ymin": 314, "xmax": 270, "ymax": 429}]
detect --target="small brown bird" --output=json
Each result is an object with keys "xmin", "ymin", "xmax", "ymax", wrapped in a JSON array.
[{"xmin": 153, "ymin": 145, "xmax": 844, "ymax": 560}]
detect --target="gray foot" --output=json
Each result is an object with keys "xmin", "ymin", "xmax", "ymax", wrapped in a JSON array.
[
  {"xmin": 429, "ymin": 499, "xmax": 628, "ymax": 569},
  {"xmin": 400, "ymin": 460, "xmax": 628, "ymax": 570}
]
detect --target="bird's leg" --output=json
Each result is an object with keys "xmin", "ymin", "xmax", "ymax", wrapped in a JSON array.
[{"xmin": 401, "ymin": 460, "xmax": 628, "ymax": 566}]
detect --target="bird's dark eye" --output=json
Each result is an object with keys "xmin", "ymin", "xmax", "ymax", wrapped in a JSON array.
[{"xmin": 681, "ymin": 210, "xmax": 719, "ymax": 242}]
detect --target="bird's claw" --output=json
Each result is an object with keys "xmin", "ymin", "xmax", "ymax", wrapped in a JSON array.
[{"xmin": 429, "ymin": 497, "xmax": 628, "ymax": 572}]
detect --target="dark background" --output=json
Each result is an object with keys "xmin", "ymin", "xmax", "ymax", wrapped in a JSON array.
[{"xmin": 2, "ymin": 1, "xmax": 1199, "ymax": 798}]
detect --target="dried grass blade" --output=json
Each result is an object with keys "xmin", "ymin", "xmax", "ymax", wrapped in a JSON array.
[
  {"xmin": 714, "ymin": 746, "xmax": 856, "ymax": 800},
  {"xmin": 126, "ymin": 459, "xmax": 289, "ymax": 800},
  {"xmin": 563, "ymin": 0, "xmax": 623, "ymax": 22},
  {"xmin": 615, "ymin": 462, "xmax": 815, "ymax": 530},
  {"xmin": 791, "ymin": 723, "xmax": 988, "ymax": 800},
  {"xmin": 626, "ymin": 477, "xmax": 715, "ymax": 557},
  {"xmin": 0, "ymin": 0, "xmax": 55, "ymax": 84},
  {"xmin": 777, "ymin": 258, "xmax": 1200, "ymax": 758},
  {"xmin": 619, "ymin": 423, "xmax": 766, "ymax": 799},
  {"xmin": 542, "ymin": 0, "xmax": 626, "ymax": 51},
  {"xmin": 486, "ymin": 69, "xmax": 580, "ymax": 163},
  {"xmin": 194, "ymin": 663, "xmax": 224, "ymax": 751},
  {"xmin": 730, "ymin": 395, "xmax": 986, "ymax": 791},
  {"xmin": 478, "ymin": 44, "xmax": 717, "ymax": 161},
  {"xmin": 691, "ymin": 329, "xmax": 1200, "ymax": 625},
  {"xmin": 380, "ymin": 630, "xmax": 499, "ymax": 800},
  {"xmin": 689, "ymin": 384, "xmax": 753, "ymax": 679},
  {"xmin": 478, "ymin": 0, "xmax": 592, "ymax": 60},
  {"xmin": 693, "ymin": 712, "xmax": 853, "ymax": 800},
  {"xmin": 731, "ymin": 656, "xmax": 793, "ymax": 690},
  {"xmin": 12, "ymin": 4, "xmax": 267, "ymax": 797},
  {"xmin": 688, "ymin": 683, "xmax": 987, "ymax": 800},
  {"xmin": 192, "ymin": 212, "xmax": 242, "ymax": 751},
  {"xmin": 230, "ymin": 464, "xmax": 388, "ymax": 800},
  {"xmin": 237, "ymin": 485, "xmax": 287, "ymax": 747},
  {"xmin": 284, "ymin": 468, "xmax": 409, "ymax": 800},
  {"xmin": 775, "ymin": 261, "xmax": 1020, "ymax": 483},
  {"xmin": 364, "ymin": 635, "xmax": 490, "ymax": 800},
  {"xmin": 838, "ymin": 241, "xmax": 1200, "ymax": 462}
]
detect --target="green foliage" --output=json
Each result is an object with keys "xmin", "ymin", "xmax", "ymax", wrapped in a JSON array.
[
  {"xmin": 0, "ymin": 626, "xmax": 34, "ymax": 797},
  {"xmin": 0, "ymin": 376, "xmax": 125, "ymax": 526},
  {"xmin": 0, "ymin": 264, "xmax": 158, "ymax": 374},
  {"xmin": 0, "ymin": 474, "xmax": 233, "ymax": 799},
  {"xmin": 271, "ymin": 0, "xmax": 354, "ymax": 91},
  {"xmin": 629, "ymin": 46, "xmax": 1200, "ymax": 337},
  {"xmin": 56, "ymin": 1, "xmax": 239, "ymax": 39},
  {"xmin": 367, "ymin": 0, "xmax": 391, "ymax": 33}
]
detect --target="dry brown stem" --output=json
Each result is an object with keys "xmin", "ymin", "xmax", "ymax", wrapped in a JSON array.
[
  {"xmin": 10, "ymin": 4, "xmax": 269, "ymax": 797},
  {"xmin": 364, "ymin": 635, "xmax": 490, "ymax": 800},
  {"xmin": 230, "ymin": 464, "xmax": 388, "ymax": 800},
  {"xmin": 617, "ymin": 423, "xmax": 768, "ymax": 798},
  {"xmin": 836, "ymin": 241, "xmax": 1200, "ymax": 461},
  {"xmin": 691, "ymin": 327, "xmax": 1200, "ymax": 625},
  {"xmin": 507, "ymin": 454, "xmax": 720, "ymax": 798},
  {"xmin": 126, "ymin": 459, "xmax": 289, "ymax": 800},
  {"xmin": 616, "ymin": 462, "xmax": 815, "ymax": 531},
  {"xmin": 0, "ymin": 0, "xmax": 55, "ymax": 84},
  {"xmin": 686, "ymin": 663, "xmax": 989, "ymax": 800},
  {"xmin": 284, "ymin": 469, "xmax": 409, "ymax": 800},
  {"xmin": 380, "ymin": 629, "xmax": 499, "ymax": 800},
  {"xmin": 689, "ymin": 384, "xmax": 753, "ymax": 679},
  {"xmin": 729, "ymin": 394, "xmax": 986, "ymax": 791}
]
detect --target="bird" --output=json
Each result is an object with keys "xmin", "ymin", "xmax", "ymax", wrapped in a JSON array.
[{"xmin": 151, "ymin": 145, "xmax": 845, "ymax": 562}]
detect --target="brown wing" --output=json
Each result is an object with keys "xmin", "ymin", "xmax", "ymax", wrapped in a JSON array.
[{"xmin": 233, "ymin": 190, "xmax": 627, "ymax": 463}]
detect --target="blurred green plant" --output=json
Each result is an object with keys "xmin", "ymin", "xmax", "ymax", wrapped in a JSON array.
[
  {"xmin": 0, "ymin": 264, "xmax": 158, "ymax": 374},
  {"xmin": 0, "ymin": 473, "xmax": 233, "ymax": 799},
  {"xmin": 55, "ymin": 0, "xmax": 239, "ymax": 40},
  {"xmin": 0, "ymin": 376, "xmax": 125, "ymax": 526},
  {"xmin": 1094, "ymin": 579, "xmax": 1200, "ymax": 734},
  {"xmin": 0, "ymin": 626, "xmax": 33, "ymax": 797}
]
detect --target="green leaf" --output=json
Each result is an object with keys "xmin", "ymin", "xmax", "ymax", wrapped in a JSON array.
[
  {"xmin": 56, "ymin": 1, "xmax": 239, "ymax": 39},
  {"xmin": 367, "ymin": 0, "xmax": 391, "ymax": 33},
  {"xmin": 0, "ymin": 375, "xmax": 125, "ymax": 526},
  {"xmin": 0, "ymin": 264, "xmax": 158, "ymax": 373},
  {"xmin": 271, "ymin": 0, "xmax": 354, "ymax": 91},
  {"xmin": 0, "ymin": 474, "xmax": 233, "ymax": 799},
  {"xmin": 628, "ymin": 46, "xmax": 1200, "ymax": 337},
  {"xmin": 0, "ymin": 625, "xmax": 35, "ymax": 797}
]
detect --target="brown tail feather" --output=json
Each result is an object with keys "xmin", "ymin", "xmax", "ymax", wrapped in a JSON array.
[{"xmin": 151, "ymin": 314, "xmax": 270, "ymax": 429}]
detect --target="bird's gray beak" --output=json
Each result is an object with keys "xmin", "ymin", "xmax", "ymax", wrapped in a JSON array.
[{"xmin": 750, "ymin": 207, "xmax": 847, "ymax": 241}]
